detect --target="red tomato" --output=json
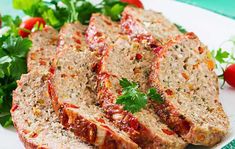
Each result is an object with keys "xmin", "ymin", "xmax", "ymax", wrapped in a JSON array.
[
  {"xmin": 121, "ymin": 0, "xmax": 144, "ymax": 8},
  {"xmin": 224, "ymin": 64, "xmax": 235, "ymax": 88},
  {"xmin": 19, "ymin": 17, "xmax": 46, "ymax": 38}
]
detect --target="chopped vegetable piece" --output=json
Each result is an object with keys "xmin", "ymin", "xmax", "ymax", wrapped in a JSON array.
[
  {"xmin": 121, "ymin": 0, "xmax": 144, "ymax": 8},
  {"xmin": 18, "ymin": 17, "xmax": 46, "ymax": 38}
]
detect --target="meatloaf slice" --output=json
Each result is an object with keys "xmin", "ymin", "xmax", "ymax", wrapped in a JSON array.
[
  {"xmin": 97, "ymin": 36, "xmax": 186, "ymax": 149},
  {"xmin": 86, "ymin": 13, "xmax": 121, "ymax": 53},
  {"xmin": 11, "ymin": 71, "xmax": 93, "ymax": 149},
  {"xmin": 27, "ymin": 26, "xmax": 58, "ymax": 72},
  {"xmin": 48, "ymin": 22, "xmax": 138, "ymax": 149},
  {"xmin": 86, "ymin": 14, "xmax": 186, "ymax": 148},
  {"xmin": 12, "ymin": 27, "xmax": 92, "ymax": 149},
  {"xmin": 149, "ymin": 32, "xmax": 229, "ymax": 146},
  {"xmin": 121, "ymin": 6, "xmax": 181, "ymax": 46}
]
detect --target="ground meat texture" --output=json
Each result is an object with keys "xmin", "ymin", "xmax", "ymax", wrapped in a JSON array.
[
  {"xmin": 87, "ymin": 14, "xmax": 187, "ymax": 149},
  {"xmin": 11, "ymin": 71, "xmax": 93, "ymax": 149},
  {"xmin": 121, "ymin": 6, "xmax": 181, "ymax": 50},
  {"xmin": 149, "ymin": 32, "xmax": 229, "ymax": 146},
  {"xmin": 27, "ymin": 27, "xmax": 58, "ymax": 72},
  {"xmin": 49, "ymin": 22, "xmax": 138, "ymax": 149}
]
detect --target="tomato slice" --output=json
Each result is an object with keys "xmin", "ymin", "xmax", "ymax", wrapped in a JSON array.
[
  {"xmin": 121, "ymin": 0, "xmax": 144, "ymax": 8},
  {"xmin": 19, "ymin": 17, "xmax": 46, "ymax": 38},
  {"xmin": 224, "ymin": 64, "xmax": 235, "ymax": 88}
]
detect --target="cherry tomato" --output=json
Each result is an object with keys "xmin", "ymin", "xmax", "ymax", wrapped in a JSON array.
[
  {"xmin": 18, "ymin": 17, "xmax": 46, "ymax": 38},
  {"xmin": 224, "ymin": 64, "xmax": 235, "ymax": 88},
  {"xmin": 121, "ymin": 0, "xmax": 144, "ymax": 8}
]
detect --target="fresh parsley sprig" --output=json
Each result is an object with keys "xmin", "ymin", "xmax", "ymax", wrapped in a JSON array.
[
  {"xmin": 13, "ymin": 0, "xmax": 127, "ymax": 28},
  {"xmin": 0, "ymin": 16, "xmax": 32, "ymax": 127},
  {"xmin": 175, "ymin": 24, "xmax": 187, "ymax": 34},
  {"xmin": 211, "ymin": 37, "xmax": 235, "ymax": 88},
  {"xmin": 147, "ymin": 88, "xmax": 164, "ymax": 104},
  {"xmin": 211, "ymin": 48, "xmax": 234, "ymax": 65},
  {"xmin": 116, "ymin": 78, "xmax": 163, "ymax": 113}
]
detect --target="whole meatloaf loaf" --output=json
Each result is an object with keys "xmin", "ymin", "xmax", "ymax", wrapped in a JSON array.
[
  {"xmin": 149, "ymin": 32, "xmax": 229, "ymax": 146},
  {"xmin": 11, "ymin": 27, "xmax": 92, "ymax": 149},
  {"xmin": 48, "ymin": 22, "xmax": 138, "ymax": 149},
  {"xmin": 121, "ymin": 6, "xmax": 181, "ymax": 46},
  {"xmin": 86, "ymin": 14, "xmax": 186, "ymax": 148},
  {"xmin": 27, "ymin": 26, "xmax": 58, "ymax": 72}
]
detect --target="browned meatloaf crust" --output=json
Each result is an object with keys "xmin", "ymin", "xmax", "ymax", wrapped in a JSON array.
[
  {"xmin": 86, "ymin": 14, "xmax": 187, "ymax": 149},
  {"xmin": 149, "ymin": 32, "xmax": 229, "ymax": 146},
  {"xmin": 48, "ymin": 22, "xmax": 138, "ymax": 149}
]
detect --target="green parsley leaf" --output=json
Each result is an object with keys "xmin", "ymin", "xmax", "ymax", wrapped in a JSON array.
[
  {"xmin": 175, "ymin": 24, "xmax": 187, "ymax": 33},
  {"xmin": 0, "ymin": 56, "xmax": 12, "ymax": 64},
  {"xmin": 116, "ymin": 78, "xmax": 147, "ymax": 113},
  {"xmin": 101, "ymin": 0, "xmax": 127, "ymax": 21},
  {"xmin": 12, "ymin": 0, "xmax": 127, "ymax": 28},
  {"xmin": 0, "ymin": 114, "xmax": 13, "ymax": 128},
  {"xmin": 147, "ymin": 88, "xmax": 164, "ymax": 104},
  {"xmin": 116, "ymin": 78, "xmax": 165, "ymax": 113},
  {"xmin": 119, "ymin": 78, "xmax": 136, "ymax": 88},
  {"xmin": 2, "ymin": 37, "xmax": 32, "ymax": 58},
  {"xmin": 213, "ymin": 48, "xmax": 230, "ymax": 64},
  {"xmin": 1, "ymin": 15, "xmax": 22, "ymax": 36},
  {"xmin": 0, "ymin": 23, "xmax": 31, "ymax": 127},
  {"xmin": 13, "ymin": 0, "xmax": 40, "ymax": 11},
  {"xmin": 76, "ymin": 1, "xmax": 100, "ymax": 24},
  {"xmin": 42, "ymin": 9, "xmax": 61, "ymax": 28},
  {"xmin": 9, "ymin": 58, "xmax": 27, "ymax": 80},
  {"xmin": 0, "ymin": 69, "xmax": 4, "ymax": 78}
]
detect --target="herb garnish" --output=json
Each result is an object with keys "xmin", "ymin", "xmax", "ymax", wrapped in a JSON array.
[
  {"xmin": 13, "ymin": 0, "xmax": 127, "ymax": 28},
  {"xmin": 147, "ymin": 88, "xmax": 164, "ymax": 104},
  {"xmin": 211, "ymin": 37, "xmax": 235, "ymax": 88},
  {"xmin": 0, "ymin": 17, "xmax": 32, "ymax": 127},
  {"xmin": 175, "ymin": 23, "xmax": 187, "ymax": 33},
  {"xmin": 211, "ymin": 48, "xmax": 235, "ymax": 65},
  {"xmin": 116, "ymin": 78, "xmax": 163, "ymax": 113}
]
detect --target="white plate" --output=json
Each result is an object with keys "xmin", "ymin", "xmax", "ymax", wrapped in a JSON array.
[{"xmin": 0, "ymin": 0, "xmax": 235, "ymax": 148}]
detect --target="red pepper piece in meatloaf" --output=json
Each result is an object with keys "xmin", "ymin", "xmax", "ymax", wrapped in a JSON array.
[
  {"xmin": 48, "ymin": 22, "xmax": 138, "ymax": 149},
  {"xmin": 86, "ymin": 14, "xmax": 187, "ymax": 149},
  {"xmin": 149, "ymin": 32, "xmax": 229, "ymax": 146}
]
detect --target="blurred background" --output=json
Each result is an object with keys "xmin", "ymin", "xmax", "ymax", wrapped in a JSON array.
[{"xmin": 0, "ymin": 0, "xmax": 235, "ymax": 19}]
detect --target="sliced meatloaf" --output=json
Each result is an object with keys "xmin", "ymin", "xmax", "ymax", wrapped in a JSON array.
[
  {"xmin": 12, "ymin": 27, "xmax": 92, "ymax": 148},
  {"xmin": 27, "ymin": 26, "xmax": 58, "ymax": 72},
  {"xmin": 97, "ymin": 37, "xmax": 186, "ymax": 149},
  {"xmin": 86, "ymin": 14, "xmax": 186, "ymax": 148},
  {"xmin": 121, "ymin": 6, "xmax": 181, "ymax": 46},
  {"xmin": 11, "ymin": 71, "xmax": 93, "ymax": 149},
  {"xmin": 86, "ymin": 13, "xmax": 121, "ymax": 53},
  {"xmin": 149, "ymin": 32, "xmax": 229, "ymax": 146},
  {"xmin": 48, "ymin": 22, "xmax": 138, "ymax": 149}
]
